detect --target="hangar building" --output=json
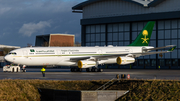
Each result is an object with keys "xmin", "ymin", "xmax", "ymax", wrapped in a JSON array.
[{"xmin": 72, "ymin": 0, "xmax": 180, "ymax": 69}]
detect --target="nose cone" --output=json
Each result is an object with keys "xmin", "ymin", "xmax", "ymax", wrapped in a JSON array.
[
  {"xmin": 4, "ymin": 56, "xmax": 7, "ymax": 61},
  {"xmin": 4, "ymin": 55, "xmax": 10, "ymax": 62}
]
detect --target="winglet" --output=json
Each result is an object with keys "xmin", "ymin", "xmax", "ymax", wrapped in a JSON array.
[{"xmin": 168, "ymin": 46, "xmax": 176, "ymax": 52}]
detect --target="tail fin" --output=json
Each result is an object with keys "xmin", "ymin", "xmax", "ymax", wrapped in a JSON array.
[{"xmin": 128, "ymin": 21, "xmax": 155, "ymax": 46}]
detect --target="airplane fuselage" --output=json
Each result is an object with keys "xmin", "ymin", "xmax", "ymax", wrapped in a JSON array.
[{"xmin": 4, "ymin": 46, "xmax": 153, "ymax": 67}]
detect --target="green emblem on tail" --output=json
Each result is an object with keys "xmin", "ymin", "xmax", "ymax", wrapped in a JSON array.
[
  {"xmin": 128, "ymin": 21, "xmax": 155, "ymax": 46},
  {"xmin": 141, "ymin": 30, "xmax": 149, "ymax": 44}
]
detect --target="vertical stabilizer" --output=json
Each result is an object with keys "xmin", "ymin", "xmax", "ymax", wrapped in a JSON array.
[{"xmin": 128, "ymin": 21, "xmax": 155, "ymax": 46}]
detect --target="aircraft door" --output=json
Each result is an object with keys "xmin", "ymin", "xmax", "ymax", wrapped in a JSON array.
[
  {"xmin": 23, "ymin": 50, "xmax": 28, "ymax": 58},
  {"xmin": 98, "ymin": 49, "xmax": 102, "ymax": 55},
  {"xmin": 57, "ymin": 50, "xmax": 62, "ymax": 57}
]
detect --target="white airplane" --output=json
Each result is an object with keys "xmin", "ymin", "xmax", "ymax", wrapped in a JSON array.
[{"xmin": 4, "ymin": 21, "xmax": 176, "ymax": 72}]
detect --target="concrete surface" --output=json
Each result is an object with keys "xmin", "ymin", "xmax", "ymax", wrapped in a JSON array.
[
  {"xmin": 0, "ymin": 68, "xmax": 180, "ymax": 80},
  {"xmin": 39, "ymin": 89, "xmax": 127, "ymax": 101},
  {"xmin": 81, "ymin": 90, "xmax": 127, "ymax": 101}
]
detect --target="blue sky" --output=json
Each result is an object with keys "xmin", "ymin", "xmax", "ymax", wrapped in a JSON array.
[{"xmin": 0, "ymin": 0, "xmax": 84, "ymax": 47}]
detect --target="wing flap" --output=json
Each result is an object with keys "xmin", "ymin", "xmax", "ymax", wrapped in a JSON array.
[
  {"xmin": 92, "ymin": 53, "xmax": 128, "ymax": 58},
  {"xmin": 70, "ymin": 57, "xmax": 90, "ymax": 62}
]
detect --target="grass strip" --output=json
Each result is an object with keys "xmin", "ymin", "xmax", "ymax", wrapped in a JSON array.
[{"xmin": 0, "ymin": 79, "xmax": 179, "ymax": 101}]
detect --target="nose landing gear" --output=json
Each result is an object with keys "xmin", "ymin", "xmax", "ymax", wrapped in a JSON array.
[{"xmin": 22, "ymin": 65, "xmax": 26, "ymax": 72}]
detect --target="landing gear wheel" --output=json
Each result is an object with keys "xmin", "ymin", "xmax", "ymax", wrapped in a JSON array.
[
  {"xmin": 72, "ymin": 68, "xmax": 75, "ymax": 72},
  {"xmin": 80, "ymin": 68, "xmax": 82, "ymax": 72},
  {"xmin": 74, "ymin": 68, "xmax": 77, "ymax": 72},
  {"xmin": 77, "ymin": 68, "xmax": 82, "ymax": 72},
  {"xmin": 86, "ymin": 68, "xmax": 90, "ymax": 72},
  {"xmin": 91, "ymin": 68, "xmax": 95, "ymax": 72},
  {"xmin": 94, "ymin": 68, "xmax": 98, "ymax": 72},
  {"xmin": 22, "ymin": 69, "xmax": 26, "ymax": 72},
  {"xmin": 98, "ymin": 68, "xmax": 103, "ymax": 72}
]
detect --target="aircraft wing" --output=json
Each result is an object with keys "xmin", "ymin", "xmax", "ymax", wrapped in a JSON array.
[
  {"xmin": 134, "ymin": 46, "xmax": 176, "ymax": 56},
  {"xmin": 70, "ymin": 57, "xmax": 90, "ymax": 62},
  {"xmin": 93, "ymin": 46, "xmax": 176, "ymax": 58},
  {"xmin": 69, "ymin": 53, "xmax": 128, "ymax": 61},
  {"xmin": 143, "ymin": 45, "xmax": 175, "ymax": 51},
  {"xmin": 69, "ymin": 46, "xmax": 176, "ymax": 61},
  {"xmin": 134, "ymin": 50, "xmax": 170, "ymax": 56},
  {"xmin": 92, "ymin": 54, "xmax": 128, "ymax": 59}
]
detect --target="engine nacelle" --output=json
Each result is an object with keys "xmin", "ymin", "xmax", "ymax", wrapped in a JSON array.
[
  {"xmin": 77, "ymin": 60, "xmax": 96, "ymax": 68},
  {"xmin": 117, "ymin": 57, "xmax": 135, "ymax": 65}
]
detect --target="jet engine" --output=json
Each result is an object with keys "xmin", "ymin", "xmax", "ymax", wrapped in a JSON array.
[
  {"xmin": 77, "ymin": 60, "xmax": 96, "ymax": 68},
  {"xmin": 116, "ymin": 57, "xmax": 135, "ymax": 65}
]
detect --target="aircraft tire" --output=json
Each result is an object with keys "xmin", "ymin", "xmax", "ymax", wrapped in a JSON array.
[
  {"xmin": 91, "ymin": 68, "xmax": 94, "ymax": 72},
  {"xmin": 79, "ymin": 68, "xmax": 82, "ymax": 72},
  {"xmin": 76, "ymin": 68, "xmax": 79, "ymax": 72},
  {"xmin": 74, "ymin": 68, "xmax": 77, "ymax": 72},
  {"xmin": 98, "ymin": 68, "xmax": 103, "ymax": 72},
  {"xmin": 91, "ymin": 68, "xmax": 95, "ymax": 72},
  {"xmin": 17, "ymin": 68, "xmax": 18, "ymax": 73},
  {"xmin": 23, "ymin": 69, "xmax": 26, "ymax": 73},
  {"xmin": 72, "ymin": 68, "xmax": 75, "ymax": 72},
  {"xmin": 94, "ymin": 68, "xmax": 98, "ymax": 72},
  {"xmin": 86, "ymin": 68, "xmax": 90, "ymax": 72},
  {"xmin": 77, "ymin": 68, "xmax": 82, "ymax": 72}
]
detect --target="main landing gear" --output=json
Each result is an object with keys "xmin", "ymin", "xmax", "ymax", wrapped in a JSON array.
[
  {"xmin": 70, "ymin": 67, "xmax": 103, "ymax": 72},
  {"xmin": 86, "ymin": 68, "xmax": 103, "ymax": 72},
  {"xmin": 70, "ymin": 68, "xmax": 82, "ymax": 72}
]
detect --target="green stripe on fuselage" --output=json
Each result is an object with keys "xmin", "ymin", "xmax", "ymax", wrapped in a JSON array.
[{"xmin": 12, "ymin": 53, "xmax": 126, "ymax": 57}]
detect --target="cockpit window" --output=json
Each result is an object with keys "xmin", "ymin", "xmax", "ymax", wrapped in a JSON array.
[
  {"xmin": 12, "ymin": 53, "xmax": 17, "ymax": 55},
  {"xmin": 8, "ymin": 52, "xmax": 17, "ymax": 55}
]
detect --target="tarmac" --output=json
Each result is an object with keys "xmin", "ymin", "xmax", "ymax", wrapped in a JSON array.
[{"xmin": 1, "ymin": 68, "xmax": 180, "ymax": 80}]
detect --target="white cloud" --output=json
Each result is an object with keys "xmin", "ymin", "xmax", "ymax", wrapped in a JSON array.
[
  {"xmin": 0, "ymin": 7, "xmax": 11, "ymax": 15},
  {"xmin": 19, "ymin": 21, "xmax": 51, "ymax": 37},
  {"xmin": 0, "ymin": 0, "xmax": 83, "ymax": 46}
]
